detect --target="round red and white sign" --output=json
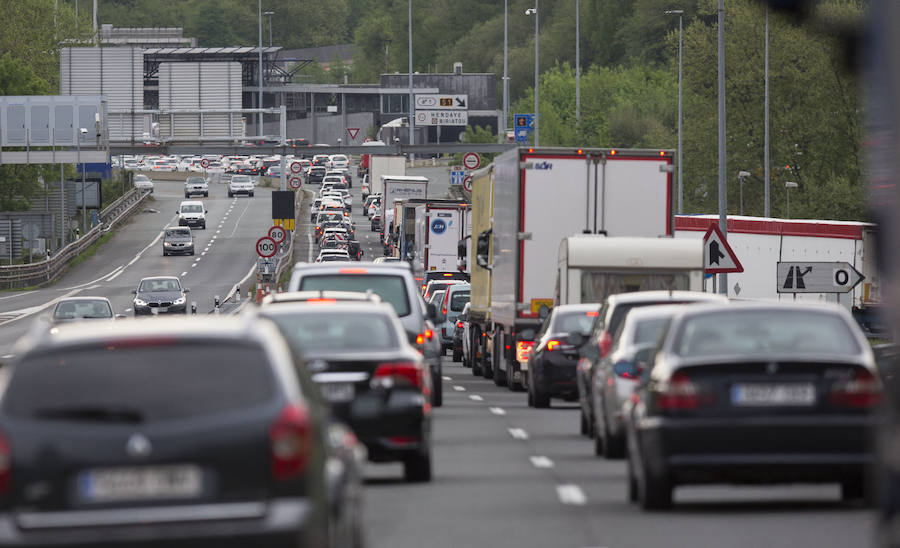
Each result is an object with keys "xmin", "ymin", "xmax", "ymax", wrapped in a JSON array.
[
  {"xmin": 463, "ymin": 175, "xmax": 473, "ymax": 192},
  {"xmin": 290, "ymin": 161, "xmax": 302, "ymax": 174},
  {"xmin": 256, "ymin": 236, "xmax": 277, "ymax": 258},
  {"xmin": 200, "ymin": 158, "xmax": 210, "ymax": 169},
  {"xmin": 289, "ymin": 177, "xmax": 302, "ymax": 189},
  {"xmin": 462, "ymin": 152, "xmax": 481, "ymax": 170},
  {"xmin": 268, "ymin": 225, "xmax": 287, "ymax": 244}
]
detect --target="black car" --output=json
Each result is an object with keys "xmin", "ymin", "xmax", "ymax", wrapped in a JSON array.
[
  {"xmin": 527, "ymin": 304, "xmax": 599, "ymax": 408},
  {"xmin": 625, "ymin": 302, "xmax": 880, "ymax": 510},
  {"xmin": 132, "ymin": 276, "xmax": 189, "ymax": 315},
  {"xmin": 258, "ymin": 300, "xmax": 433, "ymax": 482},
  {"xmin": 162, "ymin": 226, "xmax": 195, "ymax": 256},
  {"xmin": 0, "ymin": 317, "xmax": 363, "ymax": 547},
  {"xmin": 308, "ymin": 166, "xmax": 327, "ymax": 184}
]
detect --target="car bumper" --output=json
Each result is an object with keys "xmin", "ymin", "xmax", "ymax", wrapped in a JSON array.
[
  {"xmin": 178, "ymin": 219, "xmax": 204, "ymax": 227},
  {"xmin": 636, "ymin": 415, "xmax": 877, "ymax": 484},
  {"xmin": 163, "ymin": 245, "xmax": 194, "ymax": 255},
  {"xmin": 531, "ymin": 356, "xmax": 578, "ymax": 399},
  {"xmin": 0, "ymin": 498, "xmax": 323, "ymax": 548},
  {"xmin": 185, "ymin": 189, "xmax": 207, "ymax": 195},
  {"xmin": 330, "ymin": 391, "xmax": 429, "ymax": 463},
  {"xmin": 134, "ymin": 303, "xmax": 188, "ymax": 315}
]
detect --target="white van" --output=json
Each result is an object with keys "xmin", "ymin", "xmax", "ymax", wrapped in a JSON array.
[{"xmin": 177, "ymin": 200, "xmax": 207, "ymax": 230}]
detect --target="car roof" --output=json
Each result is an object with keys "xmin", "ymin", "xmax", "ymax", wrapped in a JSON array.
[
  {"xmin": 261, "ymin": 290, "xmax": 382, "ymax": 306},
  {"xmin": 55, "ymin": 296, "xmax": 112, "ymax": 304},
  {"xmin": 552, "ymin": 303, "xmax": 600, "ymax": 314},
  {"xmin": 605, "ymin": 290, "xmax": 728, "ymax": 307},
  {"xmin": 139, "ymin": 275, "xmax": 180, "ymax": 282}
]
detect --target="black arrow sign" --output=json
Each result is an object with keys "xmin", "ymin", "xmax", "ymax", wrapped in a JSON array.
[
  {"xmin": 455, "ymin": 97, "xmax": 466, "ymax": 108},
  {"xmin": 709, "ymin": 241, "xmax": 725, "ymax": 265}
]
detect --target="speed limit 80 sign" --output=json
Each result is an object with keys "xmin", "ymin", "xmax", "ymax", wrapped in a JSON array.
[
  {"xmin": 268, "ymin": 225, "xmax": 287, "ymax": 244},
  {"xmin": 256, "ymin": 236, "xmax": 277, "ymax": 258}
]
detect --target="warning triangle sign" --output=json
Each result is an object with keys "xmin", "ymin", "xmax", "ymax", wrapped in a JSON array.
[
  {"xmin": 347, "ymin": 128, "xmax": 360, "ymax": 140},
  {"xmin": 702, "ymin": 223, "xmax": 743, "ymax": 274}
]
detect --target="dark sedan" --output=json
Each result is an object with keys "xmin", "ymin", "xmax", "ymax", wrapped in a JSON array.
[
  {"xmin": 132, "ymin": 276, "xmax": 189, "ymax": 315},
  {"xmin": 527, "ymin": 304, "xmax": 599, "ymax": 408},
  {"xmin": 625, "ymin": 302, "xmax": 880, "ymax": 510},
  {"xmin": 258, "ymin": 300, "xmax": 434, "ymax": 482},
  {"xmin": 0, "ymin": 317, "xmax": 362, "ymax": 547}
]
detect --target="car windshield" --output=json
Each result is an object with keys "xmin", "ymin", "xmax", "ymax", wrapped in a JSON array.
[
  {"xmin": 181, "ymin": 204, "xmax": 203, "ymax": 213},
  {"xmin": 554, "ymin": 309, "xmax": 597, "ymax": 335},
  {"xmin": 165, "ymin": 229, "xmax": 190, "ymax": 238},
  {"xmin": 673, "ymin": 309, "xmax": 862, "ymax": 358},
  {"xmin": 270, "ymin": 310, "xmax": 399, "ymax": 355},
  {"xmin": 231, "ymin": 175, "xmax": 251, "ymax": 183},
  {"xmin": 300, "ymin": 274, "xmax": 411, "ymax": 317},
  {"xmin": 5, "ymin": 343, "xmax": 276, "ymax": 421},
  {"xmin": 53, "ymin": 300, "xmax": 112, "ymax": 319},
  {"xmin": 139, "ymin": 279, "xmax": 181, "ymax": 292},
  {"xmin": 134, "ymin": 175, "xmax": 149, "ymax": 182},
  {"xmin": 186, "ymin": 177, "xmax": 205, "ymax": 184}
]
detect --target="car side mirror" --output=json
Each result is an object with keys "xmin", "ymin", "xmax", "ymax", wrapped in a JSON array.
[
  {"xmin": 426, "ymin": 303, "xmax": 437, "ymax": 321},
  {"xmin": 131, "ymin": 289, "xmax": 137, "ymax": 294},
  {"xmin": 205, "ymin": 210, "xmax": 208, "ymax": 214},
  {"xmin": 183, "ymin": 288, "xmax": 190, "ymax": 293}
]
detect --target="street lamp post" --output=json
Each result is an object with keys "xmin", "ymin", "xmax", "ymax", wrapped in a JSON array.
[
  {"xmin": 264, "ymin": 11, "xmax": 274, "ymax": 47},
  {"xmin": 78, "ymin": 128, "xmax": 87, "ymax": 236},
  {"xmin": 785, "ymin": 181, "xmax": 798, "ymax": 219},
  {"xmin": 257, "ymin": 0, "xmax": 263, "ymax": 138},
  {"xmin": 408, "ymin": 0, "xmax": 414, "ymax": 161},
  {"xmin": 575, "ymin": 0, "xmax": 580, "ymax": 129},
  {"xmin": 665, "ymin": 9, "xmax": 684, "ymax": 214},
  {"xmin": 738, "ymin": 170, "xmax": 750, "ymax": 216},
  {"xmin": 501, "ymin": 0, "xmax": 509, "ymax": 144},
  {"xmin": 525, "ymin": 3, "xmax": 539, "ymax": 146}
]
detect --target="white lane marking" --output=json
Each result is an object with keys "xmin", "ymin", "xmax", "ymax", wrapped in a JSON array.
[
  {"xmin": 452, "ymin": 385, "xmax": 466, "ymax": 392},
  {"xmin": 442, "ymin": 376, "xmax": 452, "ymax": 381},
  {"xmin": 201, "ymin": 252, "xmax": 207, "ymax": 256},
  {"xmin": 216, "ymin": 230, "xmax": 221, "ymax": 234},
  {"xmin": 556, "ymin": 484, "xmax": 587, "ymax": 506},
  {"xmin": 191, "ymin": 264, "xmax": 197, "ymax": 268},
  {"xmin": 194, "ymin": 257, "xmax": 201, "ymax": 262},
  {"xmin": 181, "ymin": 271, "xmax": 187, "ymax": 276},
  {"xmin": 124, "ymin": 308, "xmax": 132, "ymax": 312},
  {"xmin": 530, "ymin": 456, "xmax": 554, "ymax": 469},
  {"xmin": 508, "ymin": 428, "xmax": 529, "ymax": 440},
  {"xmin": 105, "ymin": 267, "xmax": 126, "ymax": 282},
  {"xmin": 469, "ymin": 394, "xmax": 484, "ymax": 402},
  {"xmin": 227, "ymin": 200, "xmax": 253, "ymax": 238},
  {"xmin": 64, "ymin": 266, "xmax": 124, "ymax": 290},
  {"xmin": 489, "ymin": 406, "xmax": 506, "ymax": 416},
  {"xmin": 0, "ymin": 291, "xmax": 37, "ymax": 301},
  {"xmin": 1, "ymin": 355, "xmax": 13, "ymax": 359},
  {"xmin": 307, "ymin": 232, "xmax": 314, "ymax": 262}
]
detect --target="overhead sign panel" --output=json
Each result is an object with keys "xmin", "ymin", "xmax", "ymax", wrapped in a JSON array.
[
  {"xmin": 702, "ymin": 224, "xmax": 743, "ymax": 274},
  {"xmin": 415, "ymin": 94, "xmax": 468, "ymax": 110},
  {"xmin": 776, "ymin": 262, "xmax": 864, "ymax": 294},
  {"xmin": 415, "ymin": 110, "xmax": 468, "ymax": 126}
]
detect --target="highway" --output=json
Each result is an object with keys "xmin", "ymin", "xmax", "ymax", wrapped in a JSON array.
[{"xmin": 0, "ymin": 161, "xmax": 876, "ymax": 547}]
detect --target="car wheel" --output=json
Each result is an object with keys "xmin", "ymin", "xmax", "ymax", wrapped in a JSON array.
[
  {"xmin": 594, "ymin": 424, "xmax": 605, "ymax": 457},
  {"xmin": 249, "ymin": 192, "xmax": 254, "ymax": 197},
  {"xmin": 184, "ymin": 193, "xmax": 189, "ymax": 198},
  {"xmin": 472, "ymin": 355, "xmax": 482, "ymax": 376},
  {"xmin": 204, "ymin": 192, "xmax": 208, "ymax": 197},
  {"xmin": 201, "ymin": 223, "xmax": 206, "ymax": 230},
  {"xmin": 190, "ymin": 249, "xmax": 195, "ymax": 256},
  {"xmin": 452, "ymin": 346, "xmax": 462, "ymax": 362},
  {"xmin": 602, "ymin": 417, "xmax": 626, "ymax": 459},
  {"xmin": 638, "ymin": 450, "xmax": 672, "ymax": 510},
  {"xmin": 627, "ymin": 452, "xmax": 639, "ymax": 503},
  {"xmin": 228, "ymin": 191, "xmax": 233, "ymax": 198},
  {"xmin": 580, "ymin": 409, "xmax": 589, "ymax": 436},
  {"xmin": 432, "ymin": 372, "xmax": 442, "ymax": 407},
  {"xmin": 527, "ymin": 380, "xmax": 535, "ymax": 407},
  {"xmin": 841, "ymin": 478, "xmax": 873, "ymax": 505},
  {"xmin": 533, "ymin": 380, "xmax": 550, "ymax": 409},
  {"xmin": 493, "ymin": 365, "xmax": 507, "ymax": 387},
  {"xmin": 403, "ymin": 450, "xmax": 432, "ymax": 483}
]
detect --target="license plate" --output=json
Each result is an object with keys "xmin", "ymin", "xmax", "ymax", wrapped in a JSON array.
[
  {"xmin": 158, "ymin": 307, "xmax": 168, "ymax": 313},
  {"xmin": 319, "ymin": 383, "xmax": 355, "ymax": 403},
  {"xmin": 79, "ymin": 465, "xmax": 202, "ymax": 502},
  {"xmin": 731, "ymin": 383, "xmax": 816, "ymax": 406}
]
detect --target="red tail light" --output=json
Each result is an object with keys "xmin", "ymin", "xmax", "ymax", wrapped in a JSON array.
[
  {"xmin": 416, "ymin": 333, "xmax": 425, "ymax": 345},
  {"xmin": 516, "ymin": 340, "xmax": 535, "ymax": 363},
  {"xmin": 425, "ymin": 329, "xmax": 434, "ymax": 340},
  {"xmin": 373, "ymin": 362, "xmax": 425, "ymax": 391},
  {"xmin": 598, "ymin": 331, "xmax": 613, "ymax": 358},
  {"xmin": 829, "ymin": 369, "xmax": 882, "ymax": 408},
  {"xmin": 270, "ymin": 404, "xmax": 312, "ymax": 481},
  {"xmin": 456, "ymin": 321, "xmax": 464, "ymax": 328},
  {"xmin": 547, "ymin": 340, "xmax": 561, "ymax": 352},
  {"xmin": 656, "ymin": 371, "xmax": 712, "ymax": 410}
]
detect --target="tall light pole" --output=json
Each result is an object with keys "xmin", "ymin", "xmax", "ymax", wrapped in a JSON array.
[
  {"xmin": 785, "ymin": 181, "xmax": 797, "ymax": 219},
  {"xmin": 764, "ymin": 5, "xmax": 771, "ymax": 217},
  {"xmin": 526, "ymin": 3, "xmax": 539, "ymax": 146},
  {"xmin": 501, "ymin": 0, "xmax": 509, "ymax": 144},
  {"xmin": 666, "ymin": 9, "xmax": 684, "ymax": 214},
  {"xmin": 264, "ymin": 11, "xmax": 274, "ymax": 47},
  {"xmin": 257, "ymin": 0, "xmax": 264, "ymax": 137},
  {"xmin": 575, "ymin": 0, "xmax": 580, "ymax": 129},
  {"xmin": 716, "ymin": 0, "xmax": 727, "ymax": 294},
  {"xmin": 408, "ymin": 0, "xmax": 415, "ymax": 159}
]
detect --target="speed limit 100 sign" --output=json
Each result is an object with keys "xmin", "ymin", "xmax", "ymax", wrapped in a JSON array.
[
  {"xmin": 256, "ymin": 236, "xmax": 277, "ymax": 258},
  {"xmin": 268, "ymin": 225, "xmax": 287, "ymax": 244}
]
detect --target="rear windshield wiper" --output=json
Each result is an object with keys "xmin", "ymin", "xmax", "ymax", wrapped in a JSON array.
[{"xmin": 33, "ymin": 405, "xmax": 144, "ymax": 424}]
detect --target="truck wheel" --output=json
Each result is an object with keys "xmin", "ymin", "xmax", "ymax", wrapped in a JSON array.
[{"xmin": 492, "ymin": 337, "xmax": 507, "ymax": 387}]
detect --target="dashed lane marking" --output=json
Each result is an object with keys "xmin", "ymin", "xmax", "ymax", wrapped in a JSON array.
[
  {"xmin": 453, "ymin": 385, "xmax": 466, "ymax": 392},
  {"xmin": 181, "ymin": 271, "xmax": 187, "ymax": 276},
  {"xmin": 508, "ymin": 428, "xmax": 529, "ymax": 440},
  {"xmin": 556, "ymin": 484, "xmax": 587, "ymax": 506},
  {"xmin": 529, "ymin": 456, "xmax": 554, "ymax": 469},
  {"xmin": 489, "ymin": 406, "xmax": 506, "ymax": 416},
  {"xmin": 469, "ymin": 395, "xmax": 484, "ymax": 402},
  {"xmin": 442, "ymin": 376, "xmax": 452, "ymax": 381}
]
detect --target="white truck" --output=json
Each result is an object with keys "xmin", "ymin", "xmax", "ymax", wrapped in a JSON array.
[
  {"xmin": 369, "ymin": 155, "xmax": 406, "ymax": 198},
  {"xmin": 413, "ymin": 201, "xmax": 471, "ymax": 276},
  {"xmin": 381, "ymin": 175, "xmax": 429, "ymax": 250},
  {"xmin": 674, "ymin": 214, "xmax": 881, "ymax": 334},
  {"xmin": 468, "ymin": 147, "xmax": 675, "ymax": 389}
]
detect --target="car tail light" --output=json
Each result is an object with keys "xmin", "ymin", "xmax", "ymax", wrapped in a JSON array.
[
  {"xmin": 656, "ymin": 371, "xmax": 712, "ymax": 410},
  {"xmin": 598, "ymin": 331, "xmax": 613, "ymax": 358},
  {"xmin": 829, "ymin": 369, "xmax": 882, "ymax": 408},
  {"xmin": 456, "ymin": 321, "xmax": 464, "ymax": 329},
  {"xmin": 516, "ymin": 341, "xmax": 535, "ymax": 363},
  {"xmin": 547, "ymin": 340, "xmax": 561, "ymax": 352},
  {"xmin": 306, "ymin": 298, "xmax": 336, "ymax": 304},
  {"xmin": 425, "ymin": 329, "xmax": 434, "ymax": 340},
  {"xmin": 372, "ymin": 362, "xmax": 425, "ymax": 391},
  {"xmin": 338, "ymin": 268, "xmax": 368, "ymax": 274},
  {"xmin": 269, "ymin": 404, "xmax": 311, "ymax": 481},
  {"xmin": 416, "ymin": 333, "xmax": 425, "ymax": 345}
]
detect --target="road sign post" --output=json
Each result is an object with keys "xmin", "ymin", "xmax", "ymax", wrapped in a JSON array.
[{"xmin": 776, "ymin": 262, "xmax": 864, "ymax": 294}]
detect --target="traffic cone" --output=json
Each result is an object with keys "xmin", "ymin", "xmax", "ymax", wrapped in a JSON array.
[
  {"xmin": 277, "ymin": 284, "xmax": 283, "ymax": 293},
  {"xmin": 255, "ymin": 287, "xmax": 264, "ymax": 303}
]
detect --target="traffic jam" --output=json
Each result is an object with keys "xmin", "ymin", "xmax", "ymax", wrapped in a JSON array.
[{"xmin": 0, "ymin": 147, "xmax": 892, "ymax": 548}]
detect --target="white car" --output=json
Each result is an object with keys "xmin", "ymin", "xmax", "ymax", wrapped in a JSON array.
[
  {"xmin": 315, "ymin": 249, "xmax": 350, "ymax": 263},
  {"xmin": 328, "ymin": 154, "xmax": 350, "ymax": 169},
  {"xmin": 133, "ymin": 174, "xmax": 154, "ymax": 193},
  {"xmin": 184, "ymin": 176, "xmax": 209, "ymax": 198},
  {"xmin": 177, "ymin": 200, "xmax": 207, "ymax": 230},
  {"xmin": 151, "ymin": 159, "xmax": 176, "ymax": 172},
  {"xmin": 228, "ymin": 174, "xmax": 255, "ymax": 197}
]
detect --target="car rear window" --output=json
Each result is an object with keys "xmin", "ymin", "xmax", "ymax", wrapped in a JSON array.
[
  {"xmin": 269, "ymin": 310, "xmax": 399, "ymax": 354},
  {"xmin": 673, "ymin": 309, "xmax": 862, "ymax": 358},
  {"xmin": 449, "ymin": 291, "xmax": 470, "ymax": 312},
  {"xmin": 633, "ymin": 317, "xmax": 671, "ymax": 346},
  {"xmin": 54, "ymin": 300, "xmax": 112, "ymax": 320},
  {"xmin": 608, "ymin": 301, "xmax": 696, "ymax": 338},
  {"xmin": 300, "ymin": 274, "xmax": 411, "ymax": 317},
  {"xmin": 554, "ymin": 310, "xmax": 597, "ymax": 335},
  {"xmin": 4, "ymin": 343, "xmax": 277, "ymax": 421}
]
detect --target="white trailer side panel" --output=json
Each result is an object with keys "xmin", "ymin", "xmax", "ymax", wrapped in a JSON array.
[{"xmin": 425, "ymin": 207, "xmax": 462, "ymax": 272}]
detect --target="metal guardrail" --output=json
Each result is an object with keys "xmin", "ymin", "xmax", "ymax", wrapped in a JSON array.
[{"xmin": 0, "ymin": 188, "xmax": 151, "ymax": 289}]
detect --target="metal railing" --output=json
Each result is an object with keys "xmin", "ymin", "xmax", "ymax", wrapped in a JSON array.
[{"xmin": 0, "ymin": 188, "xmax": 151, "ymax": 289}]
